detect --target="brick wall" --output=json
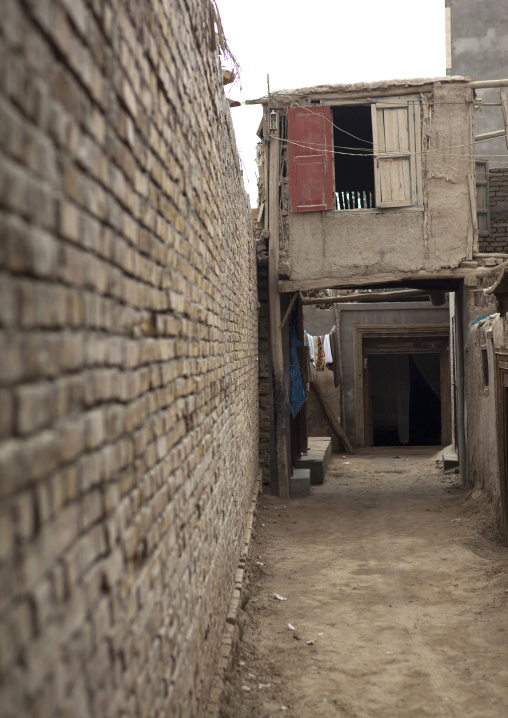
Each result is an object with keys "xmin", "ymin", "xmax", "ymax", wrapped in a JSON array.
[
  {"xmin": 256, "ymin": 262, "xmax": 270, "ymax": 486},
  {"xmin": 479, "ymin": 168, "xmax": 508, "ymax": 253},
  {"xmin": 0, "ymin": 2, "xmax": 259, "ymax": 717}
]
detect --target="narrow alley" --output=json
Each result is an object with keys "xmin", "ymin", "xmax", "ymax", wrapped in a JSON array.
[{"xmin": 224, "ymin": 450, "xmax": 508, "ymax": 718}]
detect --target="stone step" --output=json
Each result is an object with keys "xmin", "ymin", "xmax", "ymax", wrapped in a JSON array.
[
  {"xmin": 294, "ymin": 437, "xmax": 332, "ymax": 485},
  {"xmin": 289, "ymin": 468, "xmax": 311, "ymax": 497},
  {"xmin": 442, "ymin": 451, "xmax": 459, "ymax": 471}
]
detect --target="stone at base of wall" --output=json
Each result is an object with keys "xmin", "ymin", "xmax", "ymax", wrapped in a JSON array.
[
  {"xmin": 289, "ymin": 468, "xmax": 312, "ymax": 496},
  {"xmin": 294, "ymin": 437, "xmax": 332, "ymax": 485},
  {"xmin": 205, "ymin": 470, "xmax": 262, "ymax": 718}
]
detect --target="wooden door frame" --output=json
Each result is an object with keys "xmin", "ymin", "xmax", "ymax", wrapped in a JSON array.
[
  {"xmin": 494, "ymin": 351, "xmax": 508, "ymax": 545},
  {"xmin": 353, "ymin": 323, "xmax": 451, "ymax": 447}
]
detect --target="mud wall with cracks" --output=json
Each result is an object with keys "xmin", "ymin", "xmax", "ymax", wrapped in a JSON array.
[{"xmin": 285, "ymin": 83, "xmax": 475, "ymax": 284}]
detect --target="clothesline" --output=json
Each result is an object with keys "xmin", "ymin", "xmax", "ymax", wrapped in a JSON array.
[
  {"xmin": 304, "ymin": 328, "xmax": 334, "ymax": 367},
  {"xmin": 304, "ymin": 328, "xmax": 341, "ymax": 388}
]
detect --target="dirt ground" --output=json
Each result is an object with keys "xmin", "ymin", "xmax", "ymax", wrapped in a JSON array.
[{"xmin": 222, "ymin": 447, "xmax": 508, "ymax": 718}]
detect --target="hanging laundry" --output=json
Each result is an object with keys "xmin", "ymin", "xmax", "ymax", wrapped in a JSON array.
[
  {"xmin": 316, "ymin": 336, "xmax": 326, "ymax": 371},
  {"xmin": 304, "ymin": 331, "xmax": 315, "ymax": 365},
  {"xmin": 305, "ymin": 329, "xmax": 337, "ymax": 372},
  {"xmin": 332, "ymin": 326, "xmax": 341, "ymax": 387},
  {"xmin": 289, "ymin": 325, "xmax": 306, "ymax": 417},
  {"xmin": 323, "ymin": 333, "xmax": 333, "ymax": 365}
]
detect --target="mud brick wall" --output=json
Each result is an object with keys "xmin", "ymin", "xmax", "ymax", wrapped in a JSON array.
[
  {"xmin": 256, "ymin": 262, "xmax": 270, "ymax": 486},
  {"xmin": 479, "ymin": 168, "xmax": 508, "ymax": 253},
  {"xmin": 0, "ymin": 1, "xmax": 258, "ymax": 717}
]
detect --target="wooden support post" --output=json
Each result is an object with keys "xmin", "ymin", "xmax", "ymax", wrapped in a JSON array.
[
  {"xmin": 310, "ymin": 377, "xmax": 354, "ymax": 454},
  {"xmin": 280, "ymin": 291, "xmax": 299, "ymax": 330},
  {"xmin": 500, "ymin": 89, "xmax": 508, "ymax": 150},
  {"xmin": 454, "ymin": 284, "xmax": 468, "ymax": 486},
  {"xmin": 467, "ymin": 172, "xmax": 478, "ymax": 260},
  {"xmin": 268, "ymin": 113, "xmax": 289, "ymax": 498}
]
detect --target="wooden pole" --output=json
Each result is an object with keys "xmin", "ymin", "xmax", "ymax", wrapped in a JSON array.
[
  {"xmin": 280, "ymin": 291, "xmax": 299, "ymax": 330},
  {"xmin": 467, "ymin": 173, "xmax": 478, "ymax": 260},
  {"xmin": 268, "ymin": 111, "xmax": 289, "ymax": 498},
  {"xmin": 301, "ymin": 289, "xmax": 430, "ymax": 305},
  {"xmin": 500, "ymin": 89, "xmax": 508, "ymax": 151},
  {"xmin": 467, "ymin": 78, "xmax": 508, "ymax": 89},
  {"xmin": 475, "ymin": 129, "xmax": 507, "ymax": 142},
  {"xmin": 310, "ymin": 377, "xmax": 354, "ymax": 454}
]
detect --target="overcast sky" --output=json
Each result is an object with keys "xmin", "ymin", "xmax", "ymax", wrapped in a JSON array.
[{"xmin": 217, "ymin": 0, "xmax": 447, "ymax": 206}]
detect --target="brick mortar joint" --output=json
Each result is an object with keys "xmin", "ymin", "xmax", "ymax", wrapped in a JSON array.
[{"xmin": 204, "ymin": 468, "xmax": 262, "ymax": 718}]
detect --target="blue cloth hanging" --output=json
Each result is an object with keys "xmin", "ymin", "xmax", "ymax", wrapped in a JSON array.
[{"xmin": 289, "ymin": 325, "xmax": 306, "ymax": 417}]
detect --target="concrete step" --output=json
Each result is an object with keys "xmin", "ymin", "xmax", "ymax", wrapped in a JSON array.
[
  {"xmin": 442, "ymin": 451, "xmax": 459, "ymax": 471},
  {"xmin": 289, "ymin": 468, "xmax": 311, "ymax": 497},
  {"xmin": 294, "ymin": 437, "xmax": 332, "ymax": 485}
]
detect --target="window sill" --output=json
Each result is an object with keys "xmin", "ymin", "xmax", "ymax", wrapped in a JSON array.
[{"xmin": 325, "ymin": 206, "xmax": 424, "ymax": 216}]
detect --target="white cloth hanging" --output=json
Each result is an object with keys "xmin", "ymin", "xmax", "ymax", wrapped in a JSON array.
[
  {"xmin": 323, "ymin": 333, "xmax": 333, "ymax": 364},
  {"xmin": 305, "ymin": 332, "xmax": 315, "ymax": 364}
]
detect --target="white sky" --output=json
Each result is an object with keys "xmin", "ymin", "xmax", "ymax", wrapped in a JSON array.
[{"xmin": 217, "ymin": 0, "xmax": 447, "ymax": 206}]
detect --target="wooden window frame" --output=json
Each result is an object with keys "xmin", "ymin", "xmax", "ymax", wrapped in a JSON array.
[
  {"xmin": 320, "ymin": 95, "xmax": 423, "ymax": 212},
  {"xmin": 371, "ymin": 96, "xmax": 423, "ymax": 208}
]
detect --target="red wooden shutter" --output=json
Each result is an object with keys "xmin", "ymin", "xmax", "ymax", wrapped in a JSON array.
[{"xmin": 288, "ymin": 106, "xmax": 334, "ymax": 212}]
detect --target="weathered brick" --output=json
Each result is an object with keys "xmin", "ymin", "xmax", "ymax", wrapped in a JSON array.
[
  {"xmin": 0, "ymin": 2, "xmax": 258, "ymax": 717},
  {"xmin": 16, "ymin": 383, "xmax": 53, "ymax": 435}
]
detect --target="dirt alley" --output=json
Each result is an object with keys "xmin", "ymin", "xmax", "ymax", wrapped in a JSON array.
[{"xmin": 222, "ymin": 447, "xmax": 508, "ymax": 718}]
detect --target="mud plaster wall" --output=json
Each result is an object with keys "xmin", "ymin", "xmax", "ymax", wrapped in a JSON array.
[
  {"xmin": 465, "ymin": 317, "xmax": 500, "ymax": 508},
  {"xmin": 0, "ymin": 2, "xmax": 258, "ymax": 717},
  {"xmin": 286, "ymin": 84, "xmax": 475, "ymax": 283},
  {"xmin": 339, "ymin": 302, "xmax": 450, "ymax": 447},
  {"xmin": 464, "ymin": 274, "xmax": 505, "ymax": 523}
]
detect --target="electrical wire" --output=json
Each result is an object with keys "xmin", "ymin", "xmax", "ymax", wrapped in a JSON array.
[
  {"xmin": 268, "ymin": 135, "xmax": 508, "ymax": 166},
  {"xmin": 276, "ymin": 90, "xmax": 508, "ymax": 160}
]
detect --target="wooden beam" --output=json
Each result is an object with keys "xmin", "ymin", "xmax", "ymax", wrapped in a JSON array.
[
  {"xmin": 222, "ymin": 70, "xmax": 235, "ymax": 85},
  {"xmin": 475, "ymin": 129, "xmax": 507, "ymax": 142},
  {"xmin": 268, "ymin": 112, "xmax": 289, "ymax": 499},
  {"xmin": 280, "ymin": 291, "xmax": 299, "ymax": 330},
  {"xmin": 467, "ymin": 172, "xmax": 478, "ymax": 260},
  {"xmin": 467, "ymin": 78, "xmax": 508, "ymax": 89},
  {"xmin": 500, "ymin": 89, "xmax": 508, "ymax": 150},
  {"xmin": 278, "ymin": 268, "xmax": 475, "ymax": 294},
  {"xmin": 476, "ymin": 258, "xmax": 508, "ymax": 275},
  {"xmin": 256, "ymin": 202, "xmax": 264, "ymax": 224},
  {"xmin": 310, "ymin": 377, "xmax": 354, "ymax": 454},
  {"xmin": 301, "ymin": 289, "xmax": 430, "ymax": 305}
]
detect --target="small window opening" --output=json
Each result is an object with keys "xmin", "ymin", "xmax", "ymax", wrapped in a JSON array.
[
  {"xmin": 332, "ymin": 105, "xmax": 375, "ymax": 210},
  {"xmin": 481, "ymin": 347, "xmax": 489, "ymax": 388}
]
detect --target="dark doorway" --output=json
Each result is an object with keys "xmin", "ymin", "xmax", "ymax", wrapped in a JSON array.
[
  {"xmin": 370, "ymin": 353, "xmax": 441, "ymax": 446},
  {"xmin": 332, "ymin": 105, "xmax": 375, "ymax": 209}
]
